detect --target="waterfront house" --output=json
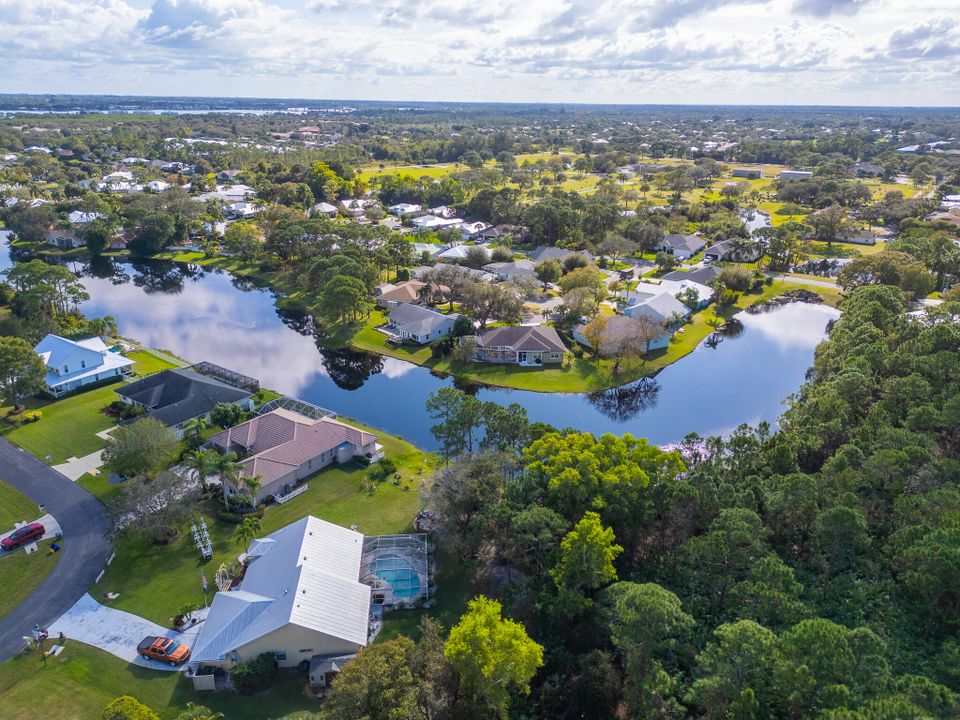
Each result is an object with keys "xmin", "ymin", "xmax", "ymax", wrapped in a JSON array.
[
  {"xmin": 573, "ymin": 314, "xmax": 670, "ymax": 354},
  {"xmin": 34, "ymin": 334, "xmax": 134, "ymax": 398},
  {"xmin": 385, "ymin": 303, "xmax": 461, "ymax": 344},
  {"xmin": 473, "ymin": 325, "xmax": 566, "ymax": 365},
  {"xmin": 210, "ymin": 408, "xmax": 382, "ymax": 505},
  {"xmin": 116, "ymin": 367, "xmax": 255, "ymax": 437},
  {"xmin": 623, "ymin": 290, "xmax": 693, "ymax": 326}
]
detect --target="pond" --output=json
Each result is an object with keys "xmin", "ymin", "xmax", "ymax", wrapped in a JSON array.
[{"xmin": 0, "ymin": 242, "xmax": 838, "ymax": 450}]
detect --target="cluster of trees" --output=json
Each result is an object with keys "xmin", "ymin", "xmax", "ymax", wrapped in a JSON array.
[{"xmin": 344, "ymin": 285, "xmax": 960, "ymax": 720}]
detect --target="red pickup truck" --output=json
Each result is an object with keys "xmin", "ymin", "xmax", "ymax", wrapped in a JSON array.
[
  {"xmin": 137, "ymin": 636, "xmax": 191, "ymax": 666},
  {"xmin": 1, "ymin": 522, "xmax": 45, "ymax": 551}
]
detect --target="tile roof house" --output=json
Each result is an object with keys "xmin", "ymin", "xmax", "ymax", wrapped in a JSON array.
[
  {"xmin": 473, "ymin": 325, "xmax": 567, "ymax": 366},
  {"xmin": 116, "ymin": 367, "xmax": 254, "ymax": 436},
  {"xmin": 34, "ymin": 334, "xmax": 134, "ymax": 398},
  {"xmin": 385, "ymin": 303, "xmax": 461, "ymax": 344},
  {"xmin": 189, "ymin": 516, "xmax": 372, "ymax": 671},
  {"xmin": 209, "ymin": 408, "xmax": 381, "ymax": 504},
  {"xmin": 656, "ymin": 234, "xmax": 706, "ymax": 260},
  {"xmin": 374, "ymin": 280, "xmax": 447, "ymax": 309}
]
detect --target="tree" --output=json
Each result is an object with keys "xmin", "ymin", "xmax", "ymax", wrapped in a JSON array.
[
  {"xmin": 214, "ymin": 451, "xmax": 243, "ymax": 509},
  {"xmin": 102, "ymin": 417, "xmax": 179, "ymax": 479},
  {"xmin": 444, "ymin": 596, "xmax": 544, "ymax": 716},
  {"xmin": 87, "ymin": 315, "xmax": 119, "ymax": 338},
  {"xmin": 463, "ymin": 245, "xmax": 491, "ymax": 269},
  {"xmin": 129, "ymin": 212, "xmax": 175, "ymax": 256},
  {"xmin": 581, "ymin": 316, "xmax": 608, "ymax": 361},
  {"xmin": 102, "ymin": 696, "xmax": 160, "ymax": 720},
  {"xmin": 453, "ymin": 335, "xmax": 477, "ymax": 364},
  {"xmin": 597, "ymin": 235, "xmax": 636, "ymax": 265},
  {"xmin": 222, "ymin": 221, "xmax": 261, "ymax": 261},
  {"xmin": 806, "ymin": 205, "xmax": 850, "ymax": 249},
  {"xmin": 558, "ymin": 266, "xmax": 606, "ymax": 301},
  {"xmin": 460, "ymin": 282, "xmax": 522, "ymax": 328},
  {"xmin": 107, "ymin": 470, "xmax": 200, "ymax": 543},
  {"xmin": 837, "ymin": 251, "xmax": 935, "ymax": 299},
  {"xmin": 325, "ymin": 637, "xmax": 418, "ymax": 720},
  {"xmin": 183, "ymin": 449, "xmax": 219, "ymax": 488},
  {"xmin": 234, "ymin": 515, "xmax": 262, "ymax": 546},
  {"xmin": 425, "ymin": 387, "xmax": 485, "ymax": 461},
  {"xmin": 0, "ymin": 336, "xmax": 46, "ymax": 409},
  {"xmin": 84, "ymin": 218, "xmax": 114, "ymax": 256},
  {"xmin": 551, "ymin": 511, "xmax": 623, "ymax": 592},
  {"xmin": 209, "ymin": 401, "xmax": 245, "ymax": 428},
  {"xmin": 182, "ymin": 415, "xmax": 211, "ymax": 450},
  {"xmin": 173, "ymin": 704, "xmax": 223, "ymax": 720},
  {"xmin": 600, "ymin": 582, "xmax": 694, "ymax": 661},
  {"xmin": 534, "ymin": 259, "xmax": 561, "ymax": 288}
]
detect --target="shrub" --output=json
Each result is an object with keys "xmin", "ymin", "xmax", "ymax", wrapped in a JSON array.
[
  {"xmin": 396, "ymin": 267, "xmax": 410, "ymax": 281},
  {"xmin": 23, "ymin": 410, "xmax": 42, "ymax": 423},
  {"xmin": 717, "ymin": 266, "xmax": 753, "ymax": 292},
  {"xmin": 231, "ymin": 652, "xmax": 278, "ymax": 694},
  {"xmin": 102, "ymin": 695, "xmax": 160, "ymax": 720},
  {"xmin": 217, "ymin": 507, "xmax": 264, "ymax": 524}
]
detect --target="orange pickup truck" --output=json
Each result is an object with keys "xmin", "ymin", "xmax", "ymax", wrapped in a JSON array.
[{"xmin": 137, "ymin": 636, "xmax": 191, "ymax": 666}]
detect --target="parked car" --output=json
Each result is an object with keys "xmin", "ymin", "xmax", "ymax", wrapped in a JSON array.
[
  {"xmin": 137, "ymin": 636, "xmax": 191, "ymax": 666},
  {"xmin": 1, "ymin": 522, "xmax": 45, "ymax": 551}
]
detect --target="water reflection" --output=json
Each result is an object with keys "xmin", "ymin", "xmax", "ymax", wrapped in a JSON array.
[
  {"xmin": 587, "ymin": 377, "xmax": 661, "ymax": 423},
  {"xmin": 12, "ymin": 253, "xmax": 838, "ymax": 450}
]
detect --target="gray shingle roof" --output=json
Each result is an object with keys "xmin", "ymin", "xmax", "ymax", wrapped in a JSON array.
[
  {"xmin": 476, "ymin": 325, "xmax": 566, "ymax": 353},
  {"xmin": 117, "ymin": 368, "xmax": 253, "ymax": 427}
]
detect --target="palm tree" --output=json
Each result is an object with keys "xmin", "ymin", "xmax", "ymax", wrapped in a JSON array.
[
  {"xmin": 88, "ymin": 315, "xmax": 119, "ymax": 338},
  {"xmin": 214, "ymin": 452, "xmax": 242, "ymax": 509},
  {"xmin": 183, "ymin": 449, "xmax": 217, "ymax": 488},
  {"xmin": 183, "ymin": 416, "xmax": 211, "ymax": 449},
  {"xmin": 175, "ymin": 704, "xmax": 224, "ymax": 720},
  {"xmin": 233, "ymin": 516, "xmax": 262, "ymax": 547}
]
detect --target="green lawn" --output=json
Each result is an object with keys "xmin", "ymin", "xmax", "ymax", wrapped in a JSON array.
[
  {"xmin": 0, "ymin": 641, "xmax": 317, "ymax": 720},
  {"xmin": 0, "ymin": 538, "xmax": 59, "ymax": 620},
  {"xmin": 128, "ymin": 350, "xmax": 182, "ymax": 376},
  {"xmin": 321, "ymin": 280, "xmax": 841, "ymax": 393},
  {"xmin": 96, "ymin": 430, "xmax": 434, "ymax": 626},
  {"xmin": 0, "ymin": 383, "xmax": 121, "ymax": 464},
  {"xmin": 0, "ymin": 479, "xmax": 39, "ymax": 529}
]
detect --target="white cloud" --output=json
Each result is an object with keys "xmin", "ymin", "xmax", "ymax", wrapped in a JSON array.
[{"xmin": 0, "ymin": 0, "xmax": 956, "ymax": 104}]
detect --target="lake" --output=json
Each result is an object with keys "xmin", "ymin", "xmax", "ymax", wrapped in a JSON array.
[{"xmin": 0, "ymin": 240, "xmax": 837, "ymax": 450}]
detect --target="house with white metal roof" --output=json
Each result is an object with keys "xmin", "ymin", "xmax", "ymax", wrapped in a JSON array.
[
  {"xmin": 34, "ymin": 334, "xmax": 134, "ymax": 397},
  {"xmin": 189, "ymin": 516, "xmax": 372, "ymax": 671}
]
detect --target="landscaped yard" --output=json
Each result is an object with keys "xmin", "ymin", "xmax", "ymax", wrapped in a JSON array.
[
  {"xmin": 0, "ymin": 538, "xmax": 59, "ymax": 620},
  {"xmin": 0, "ymin": 479, "xmax": 39, "ymax": 530},
  {"xmin": 127, "ymin": 349, "xmax": 183, "ymax": 376},
  {"xmin": 0, "ymin": 383, "xmax": 122, "ymax": 464},
  {"xmin": 94, "ymin": 428, "xmax": 434, "ymax": 626},
  {"xmin": 0, "ymin": 640, "xmax": 317, "ymax": 720}
]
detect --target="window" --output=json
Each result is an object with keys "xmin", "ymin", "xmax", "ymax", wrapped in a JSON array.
[
  {"xmin": 274, "ymin": 651, "xmax": 286, "ymax": 661},
  {"xmin": 81, "ymin": 360, "xmax": 86, "ymax": 369},
  {"xmin": 299, "ymin": 648, "xmax": 313, "ymax": 654},
  {"xmin": 63, "ymin": 365, "xmax": 69, "ymax": 373}
]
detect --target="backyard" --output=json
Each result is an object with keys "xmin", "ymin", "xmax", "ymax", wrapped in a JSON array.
[{"xmin": 93, "ymin": 426, "xmax": 434, "ymax": 626}]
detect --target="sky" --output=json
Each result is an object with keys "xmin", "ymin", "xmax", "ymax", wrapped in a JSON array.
[{"xmin": 0, "ymin": 0, "xmax": 957, "ymax": 107}]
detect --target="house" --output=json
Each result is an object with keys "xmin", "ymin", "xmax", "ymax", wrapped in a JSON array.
[
  {"xmin": 388, "ymin": 202, "xmax": 422, "ymax": 216},
  {"xmin": 850, "ymin": 162, "xmax": 884, "ymax": 178},
  {"xmin": 217, "ymin": 170, "xmax": 242, "ymax": 182},
  {"xmin": 429, "ymin": 205, "xmax": 457, "ymax": 218},
  {"xmin": 459, "ymin": 221, "xmax": 492, "ymax": 240},
  {"xmin": 34, "ymin": 334, "xmax": 134, "ymax": 398},
  {"xmin": 473, "ymin": 325, "xmax": 566, "ymax": 365},
  {"xmin": 638, "ymin": 277, "xmax": 713, "ymax": 309},
  {"xmin": 116, "ymin": 367, "xmax": 255, "ymax": 436},
  {"xmin": 340, "ymin": 198, "xmax": 379, "ymax": 218},
  {"xmin": 310, "ymin": 202, "xmax": 338, "ymax": 218},
  {"xmin": 480, "ymin": 224, "xmax": 529, "ymax": 243},
  {"xmin": 411, "ymin": 215, "xmax": 463, "ymax": 233},
  {"xmin": 189, "ymin": 516, "xmax": 372, "ymax": 671},
  {"xmin": 375, "ymin": 280, "xmax": 445, "ymax": 309},
  {"xmin": 482, "ymin": 259, "xmax": 536, "ymax": 282},
  {"xmin": 209, "ymin": 409, "xmax": 382, "ymax": 504},
  {"xmin": 656, "ymin": 234, "xmax": 706, "ymax": 260},
  {"xmin": 573, "ymin": 314, "xmax": 670, "ymax": 354},
  {"xmin": 45, "ymin": 224, "xmax": 85, "ymax": 249},
  {"xmin": 662, "ymin": 266, "xmax": 721, "ymax": 285},
  {"xmin": 225, "ymin": 201, "xmax": 260, "ymax": 220},
  {"xmin": 145, "ymin": 180, "xmax": 170, "ymax": 192},
  {"xmin": 412, "ymin": 264, "xmax": 495, "ymax": 283},
  {"xmin": 528, "ymin": 246, "xmax": 596, "ymax": 264},
  {"xmin": 385, "ymin": 303, "xmax": 461, "ymax": 344},
  {"xmin": 778, "ymin": 170, "xmax": 813, "ymax": 181},
  {"xmin": 732, "ymin": 168, "xmax": 763, "ymax": 179},
  {"xmin": 437, "ymin": 243, "xmax": 491, "ymax": 262},
  {"xmin": 841, "ymin": 228, "xmax": 878, "ymax": 246},
  {"xmin": 703, "ymin": 239, "xmax": 761, "ymax": 263},
  {"xmin": 67, "ymin": 210, "xmax": 103, "ymax": 225},
  {"xmin": 410, "ymin": 242, "xmax": 444, "ymax": 258},
  {"xmin": 622, "ymin": 291, "xmax": 692, "ymax": 332}
]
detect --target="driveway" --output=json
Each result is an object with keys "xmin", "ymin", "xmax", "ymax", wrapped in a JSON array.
[
  {"xmin": 0, "ymin": 513, "xmax": 63, "ymax": 558},
  {"xmin": 49, "ymin": 593, "xmax": 206, "ymax": 671},
  {"xmin": 0, "ymin": 439, "xmax": 113, "ymax": 663}
]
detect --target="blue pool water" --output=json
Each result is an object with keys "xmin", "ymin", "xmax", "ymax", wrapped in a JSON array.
[{"xmin": 369, "ymin": 555, "xmax": 421, "ymax": 598}]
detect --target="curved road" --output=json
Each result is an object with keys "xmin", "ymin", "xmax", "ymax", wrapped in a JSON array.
[{"xmin": 0, "ymin": 438, "xmax": 112, "ymax": 662}]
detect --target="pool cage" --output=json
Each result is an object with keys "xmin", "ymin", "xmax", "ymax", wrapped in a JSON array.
[{"xmin": 360, "ymin": 534, "xmax": 430, "ymax": 608}]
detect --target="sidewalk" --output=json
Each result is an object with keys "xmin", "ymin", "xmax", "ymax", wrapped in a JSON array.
[
  {"xmin": 49, "ymin": 593, "xmax": 208, "ymax": 671},
  {"xmin": 51, "ymin": 427, "xmax": 116, "ymax": 481}
]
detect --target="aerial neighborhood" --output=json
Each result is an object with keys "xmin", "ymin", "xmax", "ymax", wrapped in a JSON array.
[{"xmin": 0, "ymin": 88, "xmax": 958, "ymax": 720}]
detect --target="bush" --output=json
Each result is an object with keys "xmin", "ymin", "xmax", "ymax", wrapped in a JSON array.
[
  {"xmin": 217, "ymin": 506, "xmax": 265, "ymax": 524},
  {"xmin": 102, "ymin": 695, "xmax": 160, "ymax": 720},
  {"xmin": 23, "ymin": 410, "xmax": 41, "ymax": 423},
  {"xmin": 717, "ymin": 266, "xmax": 753, "ymax": 292},
  {"xmin": 430, "ymin": 337, "xmax": 453, "ymax": 358},
  {"xmin": 396, "ymin": 267, "xmax": 410, "ymax": 281},
  {"xmin": 231, "ymin": 652, "xmax": 278, "ymax": 694}
]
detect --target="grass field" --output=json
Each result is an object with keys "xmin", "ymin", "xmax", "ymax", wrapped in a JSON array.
[
  {"xmin": 0, "ymin": 480, "xmax": 39, "ymax": 530},
  {"xmin": 0, "ymin": 641, "xmax": 317, "ymax": 720},
  {"xmin": 0, "ymin": 538, "xmax": 59, "ymax": 620},
  {"xmin": 0, "ymin": 383, "xmax": 122, "ymax": 464},
  {"xmin": 127, "ymin": 349, "xmax": 182, "ymax": 376},
  {"xmin": 95, "ymin": 428, "xmax": 433, "ymax": 626}
]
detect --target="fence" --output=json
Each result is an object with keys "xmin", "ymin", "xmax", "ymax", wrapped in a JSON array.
[{"xmin": 273, "ymin": 483, "xmax": 309, "ymax": 504}]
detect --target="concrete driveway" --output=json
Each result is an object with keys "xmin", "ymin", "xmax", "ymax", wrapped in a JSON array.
[
  {"xmin": 49, "ymin": 593, "xmax": 207, "ymax": 671},
  {"xmin": 0, "ymin": 439, "xmax": 112, "ymax": 663},
  {"xmin": 0, "ymin": 513, "xmax": 63, "ymax": 558}
]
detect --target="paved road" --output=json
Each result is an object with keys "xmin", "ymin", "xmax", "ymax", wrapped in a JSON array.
[
  {"xmin": 0, "ymin": 439, "xmax": 112, "ymax": 662},
  {"xmin": 767, "ymin": 273, "xmax": 840, "ymax": 290}
]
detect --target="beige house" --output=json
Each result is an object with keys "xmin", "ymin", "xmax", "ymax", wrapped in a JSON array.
[{"xmin": 209, "ymin": 409, "xmax": 382, "ymax": 504}]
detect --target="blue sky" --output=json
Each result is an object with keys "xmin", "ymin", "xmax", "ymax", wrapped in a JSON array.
[{"xmin": 0, "ymin": 0, "xmax": 957, "ymax": 106}]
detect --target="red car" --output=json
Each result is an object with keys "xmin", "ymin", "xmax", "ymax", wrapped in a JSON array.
[
  {"xmin": 1, "ymin": 522, "xmax": 45, "ymax": 551},
  {"xmin": 138, "ymin": 636, "xmax": 191, "ymax": 666}
]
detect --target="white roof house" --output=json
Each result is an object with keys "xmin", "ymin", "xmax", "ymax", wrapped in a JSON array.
[
  {"xmin": 190, "ymin": 516, "xmax": 372, "ymax": 669},
  {"xmin": 635, "ymin": 278, "xmax": 714, "ymax": 309},
  {"xmin": 412, "ymin": 215, "xmax": 463, "ymax": 233},
  {"xmin": 146, "ymin": 180, "xmax": 171, "ymax": 192},
  {"xmin": 34, "ymin": 334, "xmax": 134, "ymax": 398},
  {"xmin": 67, "ymin": 211, "xmax": 103, "ymax": 224},
  {"xmin": 624, "ymin": 291, "xmax": 692, "ymax": 323},
  {"xmin": 388, "ymin": 202, "xmax": 422, "ymax": 216},
  {"xmin": 437, "ymin": 243, "xmax": 491, "ymax": 261}
]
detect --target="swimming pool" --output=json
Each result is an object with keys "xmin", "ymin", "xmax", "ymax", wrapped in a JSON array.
[{"xmin": 369, "ymin": 554, "xmax": 422, "ymax": 599}]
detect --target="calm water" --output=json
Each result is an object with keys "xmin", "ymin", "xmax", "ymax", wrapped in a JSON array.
[{"xmin": 0, "ymin": 241, "xmax": 837, "ymax": 450}]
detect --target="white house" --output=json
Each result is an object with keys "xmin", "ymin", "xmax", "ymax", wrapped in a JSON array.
[
  {"xmin": 634, "ymin": 277, "xmax": 713, "ymax": 309},
  {"xmin": 145, "ymin": 180, "xmax": 171, "ymax": 192},
  {"xmin": 67, "ymin": 211, "xmax": 103, "ymax": 225},
  {"xmin": 388, "ymin": 202, "xmax": 422, "ymax": 216},
  {"xmin": 34, "ymin": 334, "xmax": 134, "ymax": 398},
  {"xmin": 189, "ymin": 516, "xmax": 372, "ymax": 671},
  {"xmin": 385, "ymin": 303, "xmax": 461, "ymax": 344},
  {"xmin": 412, "ymin": 215, "xmax": 462, "ymax": 233},
  {"xmin": 623, "ymin": 291, "xmax": 693, "ymax": 335},
  {"xmin": 460, "ymin": 221, "xmax": 492, "ymax": 240},
  {"xmin": 778, "ymin": 170, "xmax": 813, "ymax": 181},
  {"xmin": 310, "ymin": 202, "xmax": 338, "ymax": 218},
  {"xmin": 340, "ymin": 198, "xmax": 379, "ymax": 218},
  {"xmin": 656, "ymin": 234, "xmax": 706, "ymax": 260}
]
